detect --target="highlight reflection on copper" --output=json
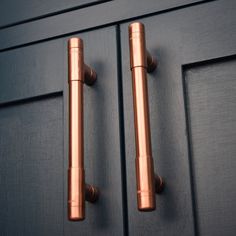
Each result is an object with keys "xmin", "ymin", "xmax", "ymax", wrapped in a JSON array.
[
  {"xmin": 129, "ymin": 22, "xmax": 164, "ymax": 211},
  {"xmin": 68, "ymin": 37, "xmax": 99, "ymax": 221}
]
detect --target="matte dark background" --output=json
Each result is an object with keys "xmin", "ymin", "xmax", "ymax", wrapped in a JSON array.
[{"xmin": 0, "ymin": 0, "xmax": 235, "ymax": 235}]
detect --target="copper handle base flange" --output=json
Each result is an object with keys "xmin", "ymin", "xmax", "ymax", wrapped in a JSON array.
[
  {"xmin": 84, "ymin": 64, "xmax": 97, "ymax": 85},
  {"xmin": 85, "ymin": 184, "xmax": 99, "ymax": 202},
  {"xmin": 147, "ymin": 51, "xmax": 158, "ymax": 73},
  {"xmin": 155, "ymin": 175, "xmax": 164, "ymax": 194}
]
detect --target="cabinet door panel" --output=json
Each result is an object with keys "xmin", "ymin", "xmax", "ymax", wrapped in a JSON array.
[
  {"xmin": 0, "ymin": 26, "xmax": 125, "ymax": 236},
  {"xmin": 64, "ymin": 27, "xmax": 125, "ymax": 236},
  {"xmin": 0, "ymin": 0, "xmax": 209, "ymax": 50},
  {"xmin": 0, "ymin": 39, "xmax": 65, "ymax": 236},
  {"xmin": 121, "ymin": 0, "xmax": 236, "ymax": 235},
  {"xmin": 0, "ymin": 95, "xmax": 64, "ymax": 236},
  {"xmin": 184, "ymin": 59, "xmax": 236, "ymax": 236}
]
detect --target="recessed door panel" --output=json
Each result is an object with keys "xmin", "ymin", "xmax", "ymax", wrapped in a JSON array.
[
  {"xmin": 184, "ymin": 59, "xmax": 236, "ymax": 236},
  {"xmin": 0, "ymin": 95, "xmax": 63, "ymax": 236}
]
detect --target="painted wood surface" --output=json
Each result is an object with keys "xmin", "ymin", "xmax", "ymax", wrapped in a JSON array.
[
  {"xmin": 0, "ymin": 26, "xmax": 125, "ymax": 235},
  {"xmin": 0, "ymin": 0, "xmax": 108, "ymax": 28},
  {"xmin": 120, "ymin": 0, "xmax": 236, "ymax": 235},
  {"xmin": 0, "ymin": 0, "xmax": 236, "ymax": 235},
  {"xmin": 0, "ymin": 0, "xmax": 209, "ymax": 50},
  {"xmin": 63, "ymin": 26, "xmax": 125, "ymax": 236},
  {"xmin": 0, "ymin": 94, "xmax": 64, "ymax": 236},
  {"xmin": 185, "ymin": 59, "xmax": 236, "ymax": 236}
]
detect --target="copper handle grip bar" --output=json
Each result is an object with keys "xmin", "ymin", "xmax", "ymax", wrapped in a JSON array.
[
  {"xmin": 129, "ymin": 22, "xmax": 164, "ymax": 211},
  {"xmin": 68, "ymin": 38, "xmax": 99, "ymax": 221}
]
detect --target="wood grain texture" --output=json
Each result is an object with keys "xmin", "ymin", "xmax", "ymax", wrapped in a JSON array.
[
  {"xmin": 120, "ymin": 0, "xmax": 236, "ymax": 235},
  {"xmin": 185, "ymin": 59, "xmax": 236, "ymax": 236},
  {"xmin": 0, "ymin": 95, "xmax": 63, "ymax": 236},
  {"xmin": 63, "ymin": 26, "xmax": 125, "ymax": 235},
  {"xmin": 0, "ymin": 0, "xmax": 108, "ymax": 28},
  {"xmin": 0, "ymin": 40, "xmax": 64, "ymax": 104},
  {"xmin": 0, "ymin": 0, "xmax": 209, "ymax": 50}
]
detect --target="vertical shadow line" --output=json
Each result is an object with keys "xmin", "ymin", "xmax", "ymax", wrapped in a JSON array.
[
  {"xmin": 181, "ymin": 66, "xmax": 199, "ymax": 236},
  {"xmin": 116, "ymin": 24, "xmax": 129, "ymax": 236}
]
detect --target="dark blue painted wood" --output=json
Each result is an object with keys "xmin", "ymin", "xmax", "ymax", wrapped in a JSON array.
[
  {"xmin": 0, "ymin": 94, "xmax": 64, "ymax": 236},
  {"xmin": 0, "ymin": 0, "xmax": 210, "ymax": 50},
  {"xmin": 0, "ymin": 0, "xmax": 236, "ymax": 235},
  {"xmin": 63, "ymin": 26, "xmax": 125, "ymax": 236},
  {"xmin": 0, "ymin": 0, "xmax": 108, "ymax": 28},
  {"xmin": 0, "ymin": 40, "xmax": 64, "ymax": 104},
  {"xmin": 0, "ymin": 26, "xmax": 125, "ymax": 235},
  {"xmin": 120, "ymin": 0, "xmax": 236, "ymax": 235},
  {"xmin": 184, "ymin": 58, "xmax": 236, "ymax": 236}
]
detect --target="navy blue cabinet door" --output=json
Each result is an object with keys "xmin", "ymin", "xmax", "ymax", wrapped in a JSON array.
[
  {"xmin": 121, "ymin": 1, "xmax": 236, "ymax": 235},
  {"xmin": 0, "ymin": 26, "xmax": 125, "ymax": 236}
]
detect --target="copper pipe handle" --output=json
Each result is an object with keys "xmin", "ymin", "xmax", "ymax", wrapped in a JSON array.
[
  {"xmin": 68, "ymin": 38, "xmax": 99, "ymax": 221},
  {"xmin": 129, "ymin": 22, "xmax": 164, "ymax": 211}
]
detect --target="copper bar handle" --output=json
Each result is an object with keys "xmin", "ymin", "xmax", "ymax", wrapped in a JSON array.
[
  {"xmin": 129, "ymin": 22, "xmax": 164, "ymax": 211},
  {"xmin": 68, "ymin": 38, "xmax": 99, "ymax": 221}
]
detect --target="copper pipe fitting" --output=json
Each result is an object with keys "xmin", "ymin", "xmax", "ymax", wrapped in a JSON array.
[
  {"xmin": 129, "ymin": 22, "xmax": 164, "ymax": 211},
  {"xmin": 68, "ymin": 37, "xmax": 99, "ymax": 221}
]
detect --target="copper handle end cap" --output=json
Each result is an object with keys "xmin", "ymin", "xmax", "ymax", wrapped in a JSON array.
[
  {"xmin": 137, "ymin": 176, "xmax": 164, "ymax": 211},
  {"xmin": 137, "ymin": 192, "xmax": 156, "ymax": 211},
  {"xmin": 68, "ymin": 37, "xmax": 83, "ymax": 49},
  {"xmin": 129, "ymin": 22, "xmax": 145, "ymax": 34},
  {"xmin": 68, "ymin": 205, "xmax": 85, "ymax": 221}
]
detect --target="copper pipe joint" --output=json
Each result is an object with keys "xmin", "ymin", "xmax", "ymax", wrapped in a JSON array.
[
  {"xmin": 68, "ymin": 37, "xmax": 99, "ymax": 221},
  {"xmin": 129, "ymin": 22, "xmax": 164, "ymax": 211}
]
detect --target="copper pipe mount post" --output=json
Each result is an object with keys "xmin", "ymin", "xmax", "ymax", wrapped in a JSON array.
[
  {"xmin": 68, "ymin": 38, "xmax": 99, "ymax": 221},
  {"xmin": 129, "ymin": 22, "xmax": 164, "ymax": 212}
]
